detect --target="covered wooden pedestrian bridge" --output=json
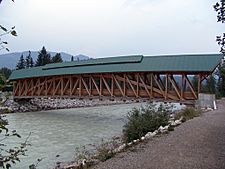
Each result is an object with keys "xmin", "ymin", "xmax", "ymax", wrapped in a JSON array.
[{"xmin": 9, "ymin": 54, "xmax": 223, "ymax": 101}]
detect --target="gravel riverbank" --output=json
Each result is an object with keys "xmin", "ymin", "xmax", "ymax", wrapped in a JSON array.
[
  {"xmin": 1, "ymin": 97, "xmax": 142, "ymax": 114},
  {"xmin": 91, "ymin": 99, "xmax": 225, "ymax": 169}
]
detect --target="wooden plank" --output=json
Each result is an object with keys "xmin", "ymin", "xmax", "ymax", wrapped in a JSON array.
[
  {"xmin": 61, "ymin": 77, "xmax": 64, "ymax": 96},
  {"xmin": 79, "ymin": 76, "xmax": 82, "ymax": 97},
  {"xmin": 168, "ymin": 75, "xmax": 181, "ymax": 100},
  {"xmin": 63, "ymin": 78, "xmax": 70, "ymax": 93},
  {"xmin": 113, "ymin": 74, "xmax": 125, "ymax": 97},
  {"xmin": 138, "ymin": 74, "xmax": 151, "ymax": 98},
  {"xmin": 198, "ymin": 74, "xmax": 201, "ymax": 95},
  {"xmin": 165, "ymin": 74, "xmax": 168, "ymax": 99},
  {"xmin": 153, "ymin": 74, "xmax": 165, "ymax": 97},
  {"xmin": 111, "ymin": 75, "xmax": 114, "ymax": 96},
  {"xmin": 81, "ymin": 77, "xmax": 91, "ymax": 96},
  {"xmin": 100, "ymin": 75, "xmax": 102, "ymax": 96},
  {"xmin": 53, "ymin": 79, "xmax": 61, "ymax": 96},
  {"xmin": 126, "ymin": 74, "xmax": 138, "ymax": 97},
  {"xmin": 102, "ymin": 75, "xmax": 113, "ymax": 96},
  {"xmin": 91, "ymin": 76, "xmax": 100, "ymax": 95},
  {"xmin": 71, "ymin": 78, "xmax": 79, "ymax": 95},
  {"xmin": 184, "ymin": 75, "xmax": 197, "ymax": 99}
]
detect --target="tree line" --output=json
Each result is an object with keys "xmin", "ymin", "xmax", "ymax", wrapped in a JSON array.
[{"xmin": 16, "ymin": 46, "xmax": 63, "ymax": 69}]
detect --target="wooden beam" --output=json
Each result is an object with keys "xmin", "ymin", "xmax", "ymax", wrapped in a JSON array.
[
  {"xmin": 81, "ymin": 77, "xmax": 91, "ymax": 96},
  {"xmin": 113, "ymin": 74, "xmax": 125, "ymax": 97},
  {"xmin": 91, "ymin": 76, "xmax": 100, "ymax": 95},
  {"xmin": 198, "ymin": 74, "xmax": 201, "ymax": 95},
  {"xmin": 125, "ymin": 74, "xmax": 138, "ymax": 97},
  {"xmin": 71, "ymin": 78, "xmax": 79, "ymax": 95},
  {"xmin": 165, "ymin": 74, "xmax": 168, "ymax": 99},
  {"xmin": 79, "ymin": 75, "xmax": 82, "ymax": 97},
  {"xmin": 100, "ymin": 75, "xmax": 102, "ymax": 96},
  {"xmin": 184, "ymin": 75, "xmax": 197, "ymax": 99},
  {"xmin": 168, "ymin": 75, "xmax": 181, "ymax": 100},
  {"xmin": 102, "ymin": 75, "xmax": 113, "ymax": 96},
  {"xmin": 70, "ymin": 76, "xmax": 72, "ymax": 96},
  {"xmin": 111, "ymin": 75, "xmax": 114, "ymax": 96},
  {"xmin": 61, "ymin": 77, "xmax": 64, "ymax": 96},
  {"xmin": 53, "ymin": 79, "xmax": 61, "ymax": 96},
  {"xmin": 153, "ymin": 74, "xmax": 165, "ymax": 97},
  {"xmin": 136, "ymin": 73, "xmax": 139, "ymax": 97},
  {"xmin": 63, "ymin": 77, "xmax": 70, "ymax": 94},
  {"xmin": 138, "ymin": 74, "xmax": 151, "ymax": 98}
]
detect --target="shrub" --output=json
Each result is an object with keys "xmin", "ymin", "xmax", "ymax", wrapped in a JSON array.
[
  {"xmin": 123, "ymin": 103, "xmax": 170, "ymax": 143},
  {"xmin": 175, "ymin": 107, "xmax": 202, "ymax": 121}
]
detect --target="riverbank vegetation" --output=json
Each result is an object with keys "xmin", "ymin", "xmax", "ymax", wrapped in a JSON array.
[
  {"xmin": 123, "ymin": 103, "xmax": 170, "ymax": 143},
  {"xmin": 174, "ymin": 107, "xmax": 202, "ymax": 122}
]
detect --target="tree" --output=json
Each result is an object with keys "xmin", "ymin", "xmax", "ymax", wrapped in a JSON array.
[
  {"xmin": 192, "ymin": 75, "xmax": 199, "ymax": 92},
  {"xmin": 214, "ymin": 1, "xmax": 225, "ymax": 96},
  {"xmin": 217, "ymin": 63, "xmax": 225, "ymax": 96},
  {"xmin": 214, "ymin": 1, "xmax": 225, "ymax": 53},
  {"xmin": 0, "ymin": 25, "xmax": 17, "ymax": 52},
  {"xmin": 16, "ymin": 54, "xmax": 25, "ymax": 70},
  {"xmin": 71, "ymin": 56, "xmax": 74, "ymax": 61},
  {"xmin": 25, "ymin": 51, "xmax": 34, "ymax": 68},
  {"xmin": 51, "ymin": 53, "xmax": 63, "ymax": 63},
  {"xmin": 203, "ymin": 75, "xmax": 216, "ymax": 94},
  {"xmin": 0, "ymin": 67, "xmax": 11, "ymax": 79},
  {"xmin": 35, "ymin": 46, "xmax": 51, "ymax": 66}
]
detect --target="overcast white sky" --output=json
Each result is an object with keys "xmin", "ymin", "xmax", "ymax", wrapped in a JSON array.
[{"xmin": 0, "ymin": 0, "xmax": 223, "ymax": 57}]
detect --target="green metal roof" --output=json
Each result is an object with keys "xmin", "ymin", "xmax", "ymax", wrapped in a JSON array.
[{"xmin": 9, "ymin": 54, "xmax": 223, "ymax": 80}]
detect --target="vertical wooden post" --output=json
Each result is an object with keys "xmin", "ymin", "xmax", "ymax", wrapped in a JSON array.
[
  {"xmin": 13, "ymin": 82, "xmax": 16, "ymax": 96},
  {"xmin": 100, "ymin": 75, "xmax": 102, "ymax": 96},
  {"xmin": 61, "ymin": 77, "xmax": 63, "ymax": 96},
  {"xmin": 181, "ymin": 74, "xmax": 185, "ymax": 99},
  {"xmin": 111, "ymin": 75, "xmax": 114, "ymax": 96},
  {"xmin": 89, "ymin": 76, "xmax": 92, "ymax": 96},
  {"xmin": 150, "ymin": 73, "xmax": 153, "ymax": 98},
  {"xmin": 79, "ymin": 75, "xmax": 82, "ymax": 97},
  {"xmin": 45, "ymin": 78, "xmax": 48, "ymax": 96},
  {"xmin": 197, "ymin": 74, "xmax": 201, "ymax": 97},
  {"xmin": 53, "ymin": 77, "xmax": 55, "ymax": 96},
  {"xmin": 70, "ymin": 76, "xmax": 72, "ymax": 96},
  {"xmin": 165, "ymin": 74, "xmax": 168, "ymax": 100},
  {"xmin": 136, "ymin": 73, "xmax": 139, "ymax": 97},
  {"xmin": 123, "ymin": 74, "xmax": 126, "ymax": 96}
]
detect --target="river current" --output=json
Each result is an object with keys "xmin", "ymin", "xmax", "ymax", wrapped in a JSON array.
[{"xmin": 4, "ymin": 103, "xmax": 145, "ymax": 169}]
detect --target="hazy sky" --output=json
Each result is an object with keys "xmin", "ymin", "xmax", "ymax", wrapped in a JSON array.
[{"xmin": 0, "ymin": 0, "xmax": 223, "ymax": 57}]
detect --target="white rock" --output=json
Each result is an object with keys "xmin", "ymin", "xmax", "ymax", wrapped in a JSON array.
[
  {"xmin": 127, "ymin": 142, "xmax": 132, "ymax": 146},
  {"xmin": 117, "ymin": 143, "xmax": 126, "ymax": 152},
  {"xmin": 170, "ymin": 121, "xmax": 177, "ymax": 126},
  {"xmin": 141, "ymin": 136, "xmax": 145, "ymax": 140},
  {"xmin": 175, "ymin": 119, "xmax": 182, "ymax": 125}
]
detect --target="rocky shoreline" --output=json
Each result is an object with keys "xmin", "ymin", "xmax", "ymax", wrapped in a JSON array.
[{"xmin": 0, "ymin": 97, "xmax": 142, "ymax": 114}]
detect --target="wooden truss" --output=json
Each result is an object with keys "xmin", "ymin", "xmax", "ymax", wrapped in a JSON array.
[{"xmin": 13, "ymin": 72, "xmax": 209, "ymax": 101}]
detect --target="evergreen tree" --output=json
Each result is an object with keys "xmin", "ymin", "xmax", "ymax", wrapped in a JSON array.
[
  {"xmin": 217, "ymin": 62, "xmax": 225, "ymax": 96},
  {"xmin": 35, "ymin": 46, "xmax": 51, "ymax": 66},
  {"xmin": 0, "ymin": 67, "xmax": 11, "ymax": 79},
  {"xmin": 25, "ymin": 51, "xmax": 34, "ymax": 68},
  {"xmin": 16, "ymin": 54, "xmax": 25, "ymax": 69},
  {"xmin": 192, "ymin": 75, "xmax": 199, "ymax": 92},
  {"xmin": 52, "ymin": 53, "xmax": 63, "ymax": 63},
  {"xmin": 204, "ymin": 75, "xmax": 216, "ymax": 94},
  {"xmin": 71, "ymin": 56, "xmax": 74, "ymax": 61},
  {"xmin": 30, "ymin": 57, "xmax": 34, "ymax": 67}
]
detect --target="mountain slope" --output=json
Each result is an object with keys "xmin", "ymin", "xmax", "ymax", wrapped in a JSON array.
[{"xmin": 0, "ymin": 51, "xmax": 89, "ymax": 69}]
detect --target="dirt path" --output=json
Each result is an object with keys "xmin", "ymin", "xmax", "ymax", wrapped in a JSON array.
[{"xmin": 92, "ymin": 99, "xmax": 225, "ymax": 169}]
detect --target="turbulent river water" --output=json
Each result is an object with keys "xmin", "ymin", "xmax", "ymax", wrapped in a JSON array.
[{"xmin": 4, "ymin": 103, "xmax": 146, "ymax": 169}]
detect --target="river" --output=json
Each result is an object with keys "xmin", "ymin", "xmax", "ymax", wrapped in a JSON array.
[{"xmin": 4, "ymin": 103, "xmax": 145, "ymax": 169}]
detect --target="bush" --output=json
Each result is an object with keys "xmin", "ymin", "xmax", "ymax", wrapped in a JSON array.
[
  {"xmin": 123, "ymin": 103, "xmax": 170, "ymax": 143},
  {"xmin": 175, "ymin": 107, "xmax": 202, "ymax": 121}
]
